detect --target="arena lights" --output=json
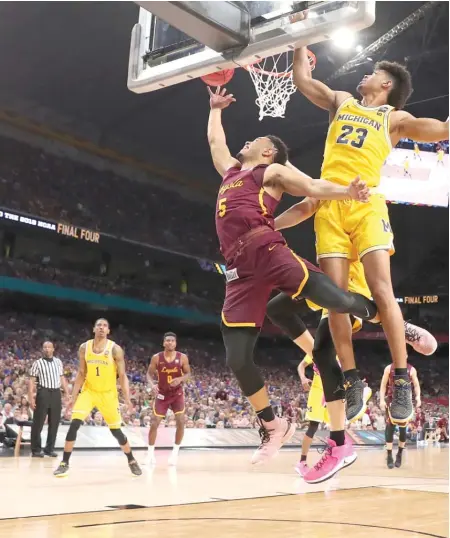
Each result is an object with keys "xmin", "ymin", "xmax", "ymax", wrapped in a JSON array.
[{"xmin": 331, "ymin": 28, "xmax": 356, "ymax": 50}]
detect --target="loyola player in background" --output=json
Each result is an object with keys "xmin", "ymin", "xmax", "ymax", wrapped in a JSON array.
[
  {"xmin": 380, "ymin": 362, "xmax": 421, "ymax": 469},
  {"xmin": 293, "ymin": 41, "xmax": 448, "ymax": 426},
  {"xmin": 207, "ymin": 86, "xmax": 385, "ymax": 469},
  {"xmin": 147, "ymin": 332, "xmax": 190, "ymax": 466},
  {"xmin": 54, "ymin": 319, "xmax": 142, "ymax": 477}
]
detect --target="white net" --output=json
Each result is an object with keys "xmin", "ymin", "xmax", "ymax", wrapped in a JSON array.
[{"xmin": 246, "ymin": 53, "xmax": 297, "ymax": 121}]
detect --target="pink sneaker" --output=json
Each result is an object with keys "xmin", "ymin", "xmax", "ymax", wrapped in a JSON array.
[
  {"xmin": 405, "ymin": 322, "xmax": 437, "ymax": 356},
  {"xmin": 295, "ymin": 460, "xmax": 309, "ymax": 477},
  {"xmin": 303, "ymin": 439, "xmax": 357, "ymax": 484},
  {"xmin": 251, "ymin": 417, "xmax": 296, "ymax": 465}
]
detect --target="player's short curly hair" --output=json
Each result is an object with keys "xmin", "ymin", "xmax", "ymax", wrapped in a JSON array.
[
  {"xmin": 375, "ymin": 60, "xmax": 413, "ymax": 110},
  {"xmin": 266, "ymin": 135, "xmax": 289, "ymax": 165}
]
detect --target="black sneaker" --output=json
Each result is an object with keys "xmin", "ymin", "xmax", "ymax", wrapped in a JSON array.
[
  {"xmin": 32, "ymin": 451, "xmax": 44, "ymax": 458},
  {"xmin": 395, "ymin": 451, "xmax": 403, "ymax": 468},
  {"xmin": 344, "ymin": 379, "xmax": 372, "ymax": 422},
  {"xmin": 129, "ymin": 460, "xmax": 142, "ymax": 476},
  {"xmin": 388, "ymin": 376, "xmax": 413, "ymax": 424},
  {"xmin": 387, "ymin": 452, "xmax": 394, "ymax": 469},
  {"xmin": 54, "ymin": 462, "xmax": 69, "ymax": 477},
  {"xmin": 44, "ymin": 450, "xmax": 58, "ymax": 458}
]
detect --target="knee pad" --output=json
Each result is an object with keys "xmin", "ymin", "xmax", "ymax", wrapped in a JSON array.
[
  {"xmin": 399, "ymin": 426, "xmax": 407, "ymax": 443},
  {"xmin": 221, "ymin": 325, "xmax": 264, "ymax": 397},
  {"xmin": 66, "ymin": 419, "xmax": 83, "ymax": 442},
  {"xmin": 385, "ymin": 422, "xmax": 395, "ymax": 443},
  {"xmin": 306, "ymin": 421, "xmax": 319, "ymax": 439},
  {"xmin": 110, "ymin": 428, "xmax": 127, "ymax": 446}
]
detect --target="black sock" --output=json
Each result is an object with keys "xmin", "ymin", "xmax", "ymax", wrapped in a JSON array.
[
  {"xmin": 256, "ymin": 406, "xmax": 276, "ymax": 423},
  {"xmin": 387, "ymin": 449, "xmax": 393, "ymax": 456},
  {"xmin": 300, "ymin": 455, "xmax": 307, "ymax": 462},
  {"xmin": 343, "ymin": 369, "xmax": 359, "ymax": 383},
  {"xmin": 62, "ymin": 451, "xmax": 72, "ymax": 464},
  {"xmin": 125, "ymin": 450, "xmax": 135, "ymax": 463},
  {"xmin": 395, "ymin": 368, "xmax": 408, "ymax": 377},
  {"xmin": 398, "ymin": 447, "xmax": 404, "ymax": 454},
  {"xmin": 330, "ymin": 430, "xmax": 345, "ymax": 446}
]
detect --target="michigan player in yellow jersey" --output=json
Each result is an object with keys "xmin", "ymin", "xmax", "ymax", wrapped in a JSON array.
[
  {"xmin": 268, "ymin": 196, "xmax": 437, "ymax": 482},
  {"xmin": 292, "ymin": 42, "xmax": 448, "ymax": 426},
  {"xmin": 54, "ymin": 319, "xmax": 142, "ymax": 477}
]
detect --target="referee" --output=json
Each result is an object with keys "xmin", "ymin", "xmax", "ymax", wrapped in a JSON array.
[{"xmin": 28, "ymin": 342, "xmax": 69, "ymax": 457}]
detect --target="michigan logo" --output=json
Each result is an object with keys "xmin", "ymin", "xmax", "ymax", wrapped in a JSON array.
[{"xmin": 382, "ymin": 219, "xmax": 392, "ymax": 233}]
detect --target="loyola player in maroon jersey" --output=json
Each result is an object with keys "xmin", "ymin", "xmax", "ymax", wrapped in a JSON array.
[
  {"xmin": 380, "ymin": 362, "xmax": 421, "ymax": 468},
  {"xmin": 146, "ymin": 332, "xmax": 191, "ymax": 466},
  {"xmin": 207, "ymin": 86, "xmax": 381, "ymax": 466}
]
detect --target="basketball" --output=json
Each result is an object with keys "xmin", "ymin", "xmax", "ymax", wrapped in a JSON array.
[{"xmin": 201, "ymin": 69, "xmax": 235, "ymax": 87}]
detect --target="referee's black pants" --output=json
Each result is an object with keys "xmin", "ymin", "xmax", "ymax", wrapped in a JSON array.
[{"xmin": 31, "ymin": 388, "xmax": 62, "ymax": 454}]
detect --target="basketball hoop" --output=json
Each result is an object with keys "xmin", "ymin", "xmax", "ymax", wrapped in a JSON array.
[{"xmin": 246, "ymin": 49, "xmax": 316, "ymax": 121}]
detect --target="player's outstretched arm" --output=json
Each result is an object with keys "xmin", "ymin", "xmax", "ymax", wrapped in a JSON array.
[
  {"xmin": 113, "ymin": 344, "xmax": 132, "ymax": 408},
  {"xmin": 410, "ymin": 367, "xmax": 421, "ymax": 409},
  {"xmin": 379, "ymin": 365, "xmax": 390, "ymax": 411},
  {"xmin": 265, "ymin": 163, "xmax": 370, "ymax": 201},
  {"xmin": 207, "ymin": 86, "xmax": 240, "ymax": 177},
  {"xmin": 70, "ymin": 343, "xmax": 87, "ymax": 406},
  {"xmin": 293, "ymin": 47, "xmax": 351, "ymax": 112},
  {"xmin": 275, "ymin": 197, "xmax": 319, "ymax": 230},
  {"xmin": 297, "ymin": 359, "xmax": 312, "ymax": 392},
  {"xmin": 147, "ymin": 354, "xmax": 159, "ymax": 394},
  {"xmin": 393, "ymin": 112, "xmax": 449, "ymax": 144}
]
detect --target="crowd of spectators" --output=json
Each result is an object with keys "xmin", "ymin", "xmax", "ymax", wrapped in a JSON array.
[
  {"xmin": 0, "ymin": 136, "xmax": 219, "ymax": 259},
  {"xmin": 0, "ymin": 257, "xmax": 222, "ymax": 315},
  {"xmin": 0, "ymin": 311, "xmax": 448, "ymax": 444}
]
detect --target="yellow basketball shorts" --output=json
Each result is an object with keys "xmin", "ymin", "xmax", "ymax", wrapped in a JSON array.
[
  {"xmin": 314, "ymin": 194, "xmax": 395, "ymax": 261},
  {"xmin": 72, "ymin": 389, "xmax": 122, "ymax": 428},
  {"xmin": 306, "ymin": 260, "xmax": 369, "ymax": 331},
  {"xmin": 305, "ymin": 376, "xmax": 329, "ymax": 425}
]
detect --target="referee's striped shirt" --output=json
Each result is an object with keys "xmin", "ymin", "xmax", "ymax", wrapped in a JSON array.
[{"xmin": 30, "ymin": 357, "xmax": 63, "ymax": 389}]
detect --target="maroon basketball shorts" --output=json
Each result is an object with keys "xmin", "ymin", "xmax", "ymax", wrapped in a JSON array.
[
  {"xmin": 221, "ymin": 231, "xmax": 322, "ymax": 328},
  {"xmin": 153, "ymin": 390, "xmax": 185, "ymax": 417}
]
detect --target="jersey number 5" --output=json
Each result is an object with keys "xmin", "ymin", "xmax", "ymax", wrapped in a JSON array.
[
  {"xmin": 218, "ymin": 197, "xmax": 227, "ymax": 217},
  {"xmin": 337, "ymin": 125, "xmax": 368, "ymax": 149}
]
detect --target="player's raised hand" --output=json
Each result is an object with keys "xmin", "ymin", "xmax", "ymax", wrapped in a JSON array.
[
  {"xmin": 348, "ymin": 176, "xmax": 370, "ymax": 202},
  {"xmin": 208, "ymin": 86, "xmax": 236, "ymax": 110},
  {"xmin": 289, "ymin": 8, "xmax": 308, "ymax": 24}
]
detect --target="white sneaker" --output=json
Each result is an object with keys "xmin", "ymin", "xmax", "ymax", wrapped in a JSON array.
[
  {"xmin": 147, "ymin": 452, "xmax": 156, "ymax": 465},
  {"xmin": 168, "ymin": 453, "xmax": 178, "ymax": 466}
]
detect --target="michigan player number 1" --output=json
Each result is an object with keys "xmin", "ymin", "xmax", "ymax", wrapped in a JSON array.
[
  {"xmin": 218, "ymin": 197, "xmax": 227, "ymax": 217},
  {"xmin": 336, "ymin": 125, "xmax": 368, "ymax": 149},
  {"xmin": 96, "ymin": 366, "xmax": 100, "ymax": 377}
]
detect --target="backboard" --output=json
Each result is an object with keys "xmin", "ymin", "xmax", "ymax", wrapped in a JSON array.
[{"xmin": 128, "ymin": 1, "xmax": 376, "ymax": 94}]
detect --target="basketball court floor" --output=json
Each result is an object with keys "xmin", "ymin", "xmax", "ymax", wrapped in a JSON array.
[{"xmin": 1, "ymin": 446, "xmax": 447, "ymax": 537}]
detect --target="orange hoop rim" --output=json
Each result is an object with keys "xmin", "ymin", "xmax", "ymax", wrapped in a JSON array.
[{"xmin": 245, "ymin": 49, "xmax": 316, "ymax": 78}]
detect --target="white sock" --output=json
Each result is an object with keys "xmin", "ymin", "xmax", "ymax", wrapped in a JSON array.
[
  {"xmin": 172, "ymin": 444, "xmax": 180, "ymax": 456},
  {"xmin": 148, "ymin": 446, "xmax": 155, "ymax": 455}
]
